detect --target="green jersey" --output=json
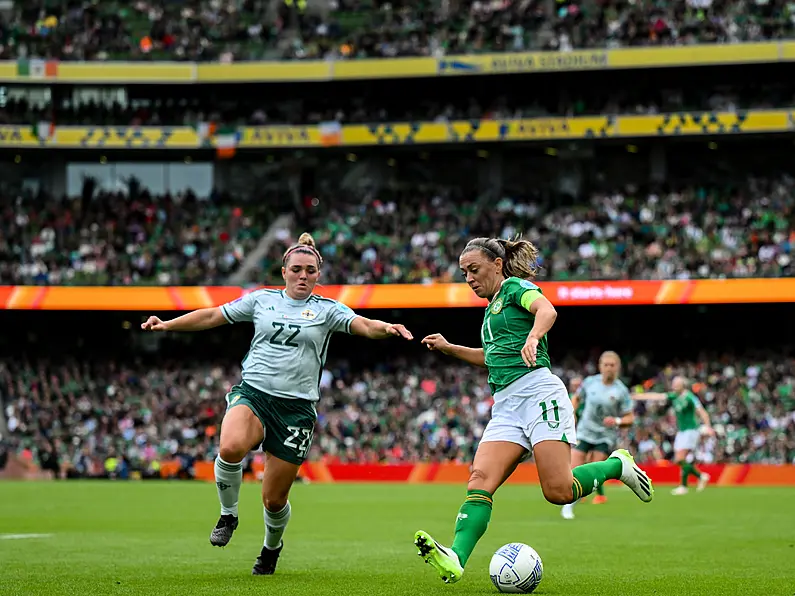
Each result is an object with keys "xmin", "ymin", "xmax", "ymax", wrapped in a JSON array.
[
  {"xmin": 481, "ymin": 277, "xmax": 550, "ymax": 394},
  {"xmin": 666, "ymin": 390, "xmax": 702, "ymax": 431}
]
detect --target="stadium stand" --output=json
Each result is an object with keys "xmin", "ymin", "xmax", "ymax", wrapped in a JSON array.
[
  {"xmin": 0, "ymin": 187, "xmax": 277, "ymax": 285},
  {"xmin": 6, "ymin": 0, "xmax": 795, "ymax": 61},
  {"xmin": 4, "ymin": 80, "xmax": 795, "ymax": 126},
  {"xmin": 0, "ymin": 1, "xmax": 794, "ymax": 483},
  {"xmin": 2, "ymin": 346, "xmax": 793, "ymax": 477},
  {"xmin": 4, "ymin": 172, "xmax": 792, "ymax": 286},
  {"xmin": 260, "ymin": 175, "xmax": 795, "ymax": 285}
]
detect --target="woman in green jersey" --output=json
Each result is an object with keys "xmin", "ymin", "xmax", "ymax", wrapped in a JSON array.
[
  {"xmin": 633, "ymin": 375, "xmax": 714, "ymax": 495},
  {"xmin": 142, "ymin": 233, "xmax": 413, "ymax": 575},
  {"xmin": 413, "ymin": 237, "xmax": 654, "ymax": 585}
]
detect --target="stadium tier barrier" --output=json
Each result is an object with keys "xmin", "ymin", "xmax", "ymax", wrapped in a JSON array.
[
  {"xmin": 2, "ymin": 279, "xmax": 795, "ymax": 310},
  {"xmin": 159, "ymin": 461, "xmax": 795, "ymax": 486},
  {"xmin": 1, "ymin": 110, "xmax": 795, "ymax": 152},
  {"xmin": 5, "ymin": 43, "xmax": 795, "ymax": 84}
]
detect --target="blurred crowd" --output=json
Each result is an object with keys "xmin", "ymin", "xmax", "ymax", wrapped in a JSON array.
[
  {"xmin": 3, "ymin": 84, "xmax": 794, "ymax": 127},
  {"xmin": 0, "ymin": 185, "xmax": 273, "ymax": 285},
  {"xmin": 261, "ymin": 175, "xmax": 795, "ymax": 284},
  {"xmin": 1, "ymin": 349, "xmax": 793, "ymax": 479},
  {"xmin": 3, "ymin": 0, "xmax": 795, "ymax": 62},
  {"xmin": 5, "ymin": 174, "xmax": 792, "ymax": 286}
]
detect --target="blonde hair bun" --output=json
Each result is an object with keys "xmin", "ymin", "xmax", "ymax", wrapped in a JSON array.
[{"xmin": 298, "ymin": 232, "xmax": 316, "ymax": 248}]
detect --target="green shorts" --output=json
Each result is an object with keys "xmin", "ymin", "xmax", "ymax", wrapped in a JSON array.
[
  {"xmin": 226, "ymin": 381, "xmax": 317, "ymax": 465},
  {"xmin": 575, "ymin": 440, "xmax": 612, "ymax": 455}
]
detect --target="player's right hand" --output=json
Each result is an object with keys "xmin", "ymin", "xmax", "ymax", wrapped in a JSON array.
[
  {"xmin": 141, "ymin": 316, "xmax": 169, "ymax": 332},
  {"xmin": 422, "ymin": 333, "xmax": 451, "ymax": 354}
]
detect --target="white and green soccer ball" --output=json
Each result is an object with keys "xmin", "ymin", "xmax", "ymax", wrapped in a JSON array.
[{"xmin": 489, "ymin": 543, "xmax": 543, "ymax": 594}]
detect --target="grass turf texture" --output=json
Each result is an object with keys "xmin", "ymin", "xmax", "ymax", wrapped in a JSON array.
[{"xmin": 1, "ymin": 482, "xmax": 793, "ymax": 595}]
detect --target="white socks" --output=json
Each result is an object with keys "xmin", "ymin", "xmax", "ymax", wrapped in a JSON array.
[
  {"xmin": 214, "ymin": 456, "xmax": 243, "ymax": 517},
  {"xmin": 264, "ymin": 501, "xmax": 291, "ymax": 550}
]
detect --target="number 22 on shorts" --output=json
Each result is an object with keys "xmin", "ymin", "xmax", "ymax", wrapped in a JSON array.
[{"xmin": 283, "ymin": 426, "xmax": 313, "ymax": 457}]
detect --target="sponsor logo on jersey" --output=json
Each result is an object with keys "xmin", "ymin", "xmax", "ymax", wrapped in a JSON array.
[
  {"xmin": 491, "ymin": 298, "xmax": 504, "ymax": 314},
  {"xmin": 301, "ymin": 308, "xmax": 317, "ymax": 320}
]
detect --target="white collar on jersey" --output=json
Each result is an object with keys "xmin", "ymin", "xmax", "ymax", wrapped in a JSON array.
[{"xmin": 281, "ymin": 290, "xmax": 311, "ymax": 306}]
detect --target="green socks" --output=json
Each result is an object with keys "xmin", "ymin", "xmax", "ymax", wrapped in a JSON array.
[
  {"xmin": 572, "ymin": 457, "xmax": 623, "ymax": 500},
  {"xmin": 451, "ymin": 489, "xmax": 493, "ymax": 567},
  {"xmin": 595, "ymin": 482, "xmax": 605, "ymax": 497},
  {"xmin": 679, "ymin": 461, "xmax": 702, "ymax": 486}
]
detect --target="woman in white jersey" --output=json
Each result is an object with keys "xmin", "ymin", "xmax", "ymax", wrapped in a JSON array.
[
  {"xmin": 141, "ymin": 233, "xmax": 413, "ymax": 575},
  {"xmin": 412, "ymin": 237, "xmax": 653, "ymax": 586},
  {"xmin": 561, "ymin": 351, "xmax": 635, "ymax": 520}
]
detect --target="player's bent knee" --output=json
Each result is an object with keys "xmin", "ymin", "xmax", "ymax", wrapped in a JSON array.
[
  {"xmin": 467, "ymin": 467, "xmax": 492, "ymax": 491},
  {"xmin": 263, "ymin": 496, "xmax": 288, "ymax": 512},
  {"xmin": 219, "ymin": 444, "xmax": 248, "ymax": 464},
  {"xmin": 541, "ymin": 482, "xmax": 574, "ymax": 505}
]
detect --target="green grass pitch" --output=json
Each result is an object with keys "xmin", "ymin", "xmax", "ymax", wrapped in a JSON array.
[{"xmin": 1, "ymin": 482, "xmax": 794, "ymax": 595}]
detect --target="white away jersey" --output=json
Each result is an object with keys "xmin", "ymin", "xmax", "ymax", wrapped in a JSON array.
[
  {"xmin": 220, "ymin": 289, "xmax": 358, "ymax": 402},
  {"xmin": 575, "ymin": 374, "xmax": 633, "ymax": 446}
]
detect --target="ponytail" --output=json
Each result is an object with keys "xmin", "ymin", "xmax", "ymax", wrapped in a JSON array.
[{"xmin": 462, "ymin": 236, "xmax": 539, "ymax": 280}]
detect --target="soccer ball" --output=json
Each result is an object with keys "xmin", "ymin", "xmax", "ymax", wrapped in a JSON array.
[{"xmin": 489, "ymin": 543, "xmax": 543, "ymax": 594}]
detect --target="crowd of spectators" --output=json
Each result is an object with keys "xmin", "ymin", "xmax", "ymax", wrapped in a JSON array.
[
  {"xmin": 4, "ymin": 173, "xmax": 792, "ymax": 286},
  {"xmin": 3, "ymin": 83, "xmax": 794, "ymax": 128},
  {"xmin": 3, "ymin": 0, "xmax": 795, "ymax": 62},
  {"xmin": 259, "ymin": 175, "xmax": 795, "ymax": 284},
  {"xmin": 1, "ymin": 348, "xmax": 793, "ymax": 479},
  {"xmin": 0, "ymin": 183, "xmax": 273, "ymax": 285}
]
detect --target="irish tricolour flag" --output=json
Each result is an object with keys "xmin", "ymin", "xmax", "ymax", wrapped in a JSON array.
[
  {"xmin": 17, "ymin": 59, "xmax": 59, "ymax": 79},
  {"xmin": 215, "ymin": 126, "xmax": 240, "ymax": 159}
]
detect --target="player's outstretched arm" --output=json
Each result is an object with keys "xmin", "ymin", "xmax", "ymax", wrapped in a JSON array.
[
  {"xmin": 350, "ymin": 316, "xmax": 413, "ymax": 340},
  {"xmin": 421, "ymin": 334, "xmax": 486, "ymax": 368},
  {"xmin": 141, "ymin": 307, "xmax": 229, "ymax": 332},
  {"xmin": 696, "ymin": 403, "xmax": 715, "ymax": 436},
  {"xmin": 631, "ymin": 392, "xmax": 668, "ymax": 401}
]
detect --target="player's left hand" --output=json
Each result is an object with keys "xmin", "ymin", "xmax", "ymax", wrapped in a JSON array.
[
  {"xmin": 386, "ymin": 323, "xmax": 413, "ymax": 340},
  {"xmin": 603, "ymin": 417, "xmax": 618, "ymax": 427},
  {"xmin": 521, "ymin": 337, "xmax": 538, "ymax": 367},
  {"xmin": 702, "ymin": 425, "xmax": 716, "ymax": 437}
]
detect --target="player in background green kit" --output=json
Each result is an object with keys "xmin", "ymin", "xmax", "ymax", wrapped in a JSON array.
[
  {"xmin": 413, "ymin": 237, "xmax": 654, "ymax": 585},
  {"xmin": 142, "ymin": 233, "xmax": 413, "ymax": 575},
  {"xmin": 633, "ymin": 375, "xmax": 714, "ymax": 495}
]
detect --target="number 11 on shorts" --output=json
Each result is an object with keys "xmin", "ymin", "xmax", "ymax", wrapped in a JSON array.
[{"xmin": 540, "ymin": 400, "xmax": 560, "ymax": 422}]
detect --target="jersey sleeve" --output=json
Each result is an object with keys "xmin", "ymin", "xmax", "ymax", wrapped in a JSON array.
[
  {"xmin": 220, "ymin": 292, "xmax": 256, "ymax": 324},
  {"xmin": 504, "ymin": 278, "xmax": 543, "ymax": 311},
  {"xmin": 687, "ymin": 391, "xmax": 704, "ymax": 409},
  {"xmin": 326, "ymin": 301, "xmax": 358, "ymax": 334},
  {"xmin": 574, "ymin": 376, "xmax": 591, "ymax": 401},
  {"xmin": 666, "ymin": 391, "xmax": 677, "ymax": 403}
]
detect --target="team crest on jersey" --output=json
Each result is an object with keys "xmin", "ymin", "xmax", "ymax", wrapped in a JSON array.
[
  {"xmin": 301, "ymin": 309, "xmax": 317, "ymax": 320},
  {"xmin": 491, "ymin": 298, "xmax": 504, "ymax": 314}
]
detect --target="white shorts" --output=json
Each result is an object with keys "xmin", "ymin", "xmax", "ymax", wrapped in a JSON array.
[
  {"xmin": 480, "ymin": 367, "xmax": 577, "ymax": 453},
  {"xmin": 674, "ymin": 429, "xmax": 700, "ymax": 452}
]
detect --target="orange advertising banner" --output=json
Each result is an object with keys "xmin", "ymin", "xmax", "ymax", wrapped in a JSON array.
[
  {"xmin": 0, "ymin": 279, "xmax": 793, "ymax": 310},
  {"xmin": 170, "ymin": 460, "xmax": 795, "ymax": 486}
]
